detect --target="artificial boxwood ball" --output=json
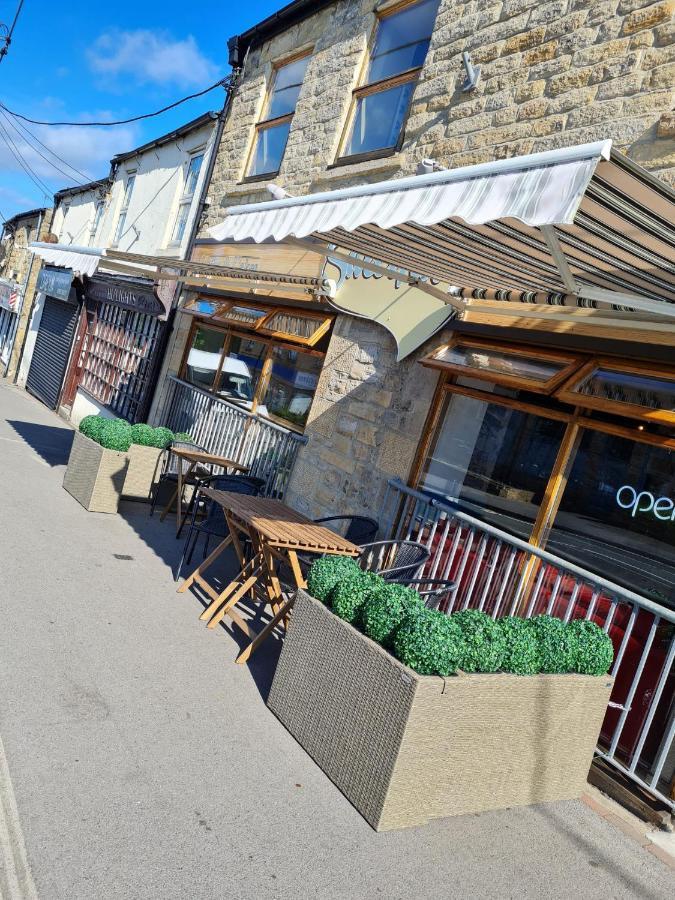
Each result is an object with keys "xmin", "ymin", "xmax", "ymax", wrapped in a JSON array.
[
  {"xmin": 150, "ymin": 426, "xmax": 175, "ymax": 449},
  {"xmin": 451, "ymin": 608, "xmax": 507, "ymax": 673},
  {"xmin": 99, "ymin": 418, "xmax": 133, "ymax": 452},
  {"xmin": 569, "ymin": 619, "xmax": 614, "ymax": 675},
  {"xmin": 331, "ymin": 571, "xmax": 382, "ymax": 625},
  {"xmin": 174, "ymin": 432, "xmax": 193, "ymax": 442},
  {"xmin": 530, "ymin": 614, "xmax": 577, "ymax": 673},
  {"xmin": 306, "ymin": 556, "xmax": 361, "ymax": 604},
  {"xmin": 361, "ymin": 582, "xmax": 425, "ymax": 646},
  {"xmin": 79, "ymin": 414, "xmax": 107, "ymax": 444},
  {"xmin": 498, "ymin": 616, "xmax": 541, "ymax": 675},
  {"xmin": 130, "ymin": 423, "xmax": 156, "ymax": 447},
  {"xmin": 392, "ymin": 608, "xmax": 464, "ymax": 677}
]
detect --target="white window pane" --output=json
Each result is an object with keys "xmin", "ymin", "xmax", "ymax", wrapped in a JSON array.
[
  {"xmin": 114, "ymin": 209, "xmax": 127, "ymax": 243},
  {"xmin": 172, "ymin": 202, "xmax": 190, "ymax": 243},
  {"xmin": 123, "ymin": 175, "xmax": 135, "ymax": 205},
  {"xmin": 249, "ymin": 121, "xmax": 291, "ymax": 176},
  {"xmin": 185, "ymin": 154, "xmax": 203, "ymax": 196}
]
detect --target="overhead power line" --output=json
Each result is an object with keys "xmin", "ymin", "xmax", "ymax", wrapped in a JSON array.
[
  {"xmin": 0, "ymin": 0, "xmax": 25, "ymax": 64},
  {"xmin": 0, "ymin": 120, "xmax": 51, "ymax": 200},
  {"xmin": 0, "ymin": 106, "xmax": 87, "ymax": 186},
  {"xmin": 2, "ymin": 107, "xmax": 91, "ymax": 182},
  {"xmin": 0, "ymin": 75, "xmax": 231, "ymax": 127}
]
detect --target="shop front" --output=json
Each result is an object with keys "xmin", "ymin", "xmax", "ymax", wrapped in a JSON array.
[{"xmin": 0, "ymin": 277, "xmax": 22, "ymax": 371}]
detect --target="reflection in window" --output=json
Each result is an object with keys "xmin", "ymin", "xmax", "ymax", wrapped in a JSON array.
[
  {"xmin": 262, "ymin": 346, "xmax": 322, "ymax": 427},
  {"xmin": 215, "ymin": 336, "xmax": 267, "ymax": 409},
  {"xmin": 432, "ymin": 344, "xmax": 568, "ymax": 384},
  {"xmin": 420, "ymin": 391, "xmax": 566, "ymax": 539},
  {"xmin": 574, "ymin": 368, "xmax": 675, "ymax": 415},
  {"xmin": 248, "ymin": 55, "xmax": 310, "ymax": 177},
  {"xmin": 184, "ymin": 326, "xmax": 225, "ymax": 392},
  {"xmin": 342, "ymin": 0, "xmax": 439, "ymax": 158},
  {"xmin": 546, "ymin": 430, "xmax": 675, "ymax": 607}
]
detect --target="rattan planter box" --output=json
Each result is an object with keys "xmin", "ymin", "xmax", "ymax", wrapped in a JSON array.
[
  {"xmin": 268, "ymin": 590, "xmax": 613, "ymax": 831},
  {"xmin": 122, "ymin": 445, "xmax": 164, "ymax": 501},
  {"xmin": 62, "ymin": 430, "xmax": 129, "ymax": 514}
]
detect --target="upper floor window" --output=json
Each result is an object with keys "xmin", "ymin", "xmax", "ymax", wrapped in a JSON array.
[
  {"xmin": 171, "ymin": 152, "xmax": 204, "ymax": 244},
  {"xmin": 340, "ymin": 0, "xmax": 439, "ymax": 160},
  {"xmin": 59, "ymin": 204, "xmax": 71, "ymax": 241},
  {"xmin": 113, "ymin": 172, "xmax": 136, "ymax": 245},
  {"xmin": 247, "ymin": 53, "xmax": 311, "ymax": 178},
  {"xmin": 88, "ymin": 200, "xmax": 105, "ymax": 247}
]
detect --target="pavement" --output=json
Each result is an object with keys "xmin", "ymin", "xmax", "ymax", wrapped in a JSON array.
[{"xmin": 0, "ymin": 378, "xmax": 672, "ymax": 900}]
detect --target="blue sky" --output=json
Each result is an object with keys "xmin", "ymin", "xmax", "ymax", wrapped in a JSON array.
[{"xmin": 0, "ymin": 0, "xmax": 282, "ymax": 222}]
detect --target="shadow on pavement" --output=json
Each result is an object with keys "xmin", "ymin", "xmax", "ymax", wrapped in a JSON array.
[{"xmin": 6, "ymin": 419, "xmax": 74, "ymax": 467}]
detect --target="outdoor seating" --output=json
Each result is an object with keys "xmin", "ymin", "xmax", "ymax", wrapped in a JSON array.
[
  {"xmin": 175, "ymin": 474, "xmax": 266, "ymax": 582},
  {"xmin": 357, "ymin": 539, "xmax": 430, "ymax": 581},
  {"xmin": 294, "ymin": 515, "xmax": 378, "ymax": 571},
  {"xmin": 397, "ymin": 577, "xmax": 457, "ymax": 610},
  {"xmin": 149, "ymin": 438, "xmax": 208, "ymax": 518}
]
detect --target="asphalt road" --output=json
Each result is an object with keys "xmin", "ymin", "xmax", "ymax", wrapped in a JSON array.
[{"xmin": 0, "ymin": 380, "xmax": 671, "ymax": 900}]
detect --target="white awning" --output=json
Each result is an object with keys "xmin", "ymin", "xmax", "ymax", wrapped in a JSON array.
[
  {"xmin": 30, "ymin": 242, "xmax": 102, "ymax": 277},
  {"xmin": 208, "ymin": 140, "xmax": 675, "ymax": 321}
]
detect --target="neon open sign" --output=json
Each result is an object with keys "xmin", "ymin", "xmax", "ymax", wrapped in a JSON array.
[{"xmin": 616, "ymin": 485, "xmax": 675, "ymax": 521}]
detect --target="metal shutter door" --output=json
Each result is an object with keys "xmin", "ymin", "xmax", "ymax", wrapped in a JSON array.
[{"xmin": 26, "ymin": 297, "xmax": 79, "ymax": 410}]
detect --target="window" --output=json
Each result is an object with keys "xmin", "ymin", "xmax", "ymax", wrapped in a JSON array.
[
  {"xmin": 215, "ymin": 336, "xmax": 267, "ymax": 408},
  {"xmin": 262, "ymin": 346, "xmax": 323, "ymax": 428},
  {"xmin": 88, "ymin": 201, "xmax": 105, "ymax": 247},
  {"xmin": 59, "ymin": 204, "xmax": 70, "ymax": 241},
  {"xmin": 113, "ymin": 173, "xmax": 136, "ymax": 245},
  {"xmin": 247, "ymin": 53, "xmax": 310, "ymax": 178},
  {"xmin": 183, "ymin": 298, "xmax": 333, "ymax": 347},
  {"xmin": 422, "ymin": 338, "xmax": 582, "ymax": 394},
  {"xmin": 184, "ymin": 325, "xmax": 226, "ymax": 392},
  {"xmin": 419, "ymin": 388, "xmax": 567, "ymax": 540},
  {"xmin": 340, "ymin": 0, "xmax": 439, "ymax": 160},
  {"xmin": 171, "ymin": 153, "xmax": 204, "ymax": 244}
]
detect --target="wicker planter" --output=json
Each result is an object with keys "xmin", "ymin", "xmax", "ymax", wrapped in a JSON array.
[
  {"xmin": 62, "ymin": 430, "xmax": 129, "ymax": 514},
  {"xmin": 268, "ymin": 591, "xmax": 613, "ymax": 831},
  {"xmin": 122, "ymin": 444, "xmax": 164, "ymax": 501}
]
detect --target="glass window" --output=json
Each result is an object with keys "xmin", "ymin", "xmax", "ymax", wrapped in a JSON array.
[
  {"xmin": 546, "ymin": 430, "xmax": 675, "ymax": 608},
  {"xmin": 216, "ymin": 304, "xmax": 269, "ymax": 328},
  {"xmin": 341, "ymin": 0, "xmax": 439, "ymax": 158},
  {"xmin": 184, "ymin": 325, "xmax": 226, "ymax": 392},
  {"xmin": 114, "ymin": 173, "xmax": 135, "ymax": 245},
  {"xmin": 184, "ymin": 154, "xmax": 204, "ymax": 195},
  {"xmin": 558, "ymin": 363, "xmax": 675, "ymax": 424},
  {"xmin": 215, "ymin": 336, "xmax": 267, "ymax": 409},
  {"xmin": 259, "ymin": 310, "xmax": 332, "ymax": 344},
  {"xmin": 248, "ymin": 55, "xmax": 310, "ymax": 178},
  {"xmin": 171, "ymin": 153, "xmax": 204, "ymax": 244},
  {"xmin": 419, "ymin": 390, "xmax": 567, "ymax": 540},
  {"xmin": 88, "ymin": 201, "xmax": 105, "ymax": 247},
  {"xmin": 261, "ymin": 346, "xmax": 322, "ymax": 427}
]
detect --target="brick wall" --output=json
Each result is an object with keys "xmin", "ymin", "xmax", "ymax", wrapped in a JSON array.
[{"xmin": 193, "ymin": 0, "xmax": 675, "ymax": 520}]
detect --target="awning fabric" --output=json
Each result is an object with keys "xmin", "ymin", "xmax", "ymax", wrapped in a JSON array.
[
  {"xmin": 30, "ymin": 242, "xmax": 102, "ymax": 277},
  {"xmin": 208, "ymin": 140, "xmax": 675, "ymax": 316}
]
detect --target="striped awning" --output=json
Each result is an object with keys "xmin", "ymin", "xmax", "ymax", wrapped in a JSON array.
[{"xmin": 208, "ymin": 140, "xmax": 675, "ymax": 321}]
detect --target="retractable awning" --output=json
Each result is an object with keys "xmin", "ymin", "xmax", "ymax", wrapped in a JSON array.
[{"xmin": 208, "ymin": 140, "xmax": 675, "ymax": 324}]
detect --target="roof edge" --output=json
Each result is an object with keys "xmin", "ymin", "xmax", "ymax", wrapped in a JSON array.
[
  {"xmin": 111, "ymin": 110, "xmax": 219, "ymax": 165},
  {"xmin": 231, "ymin": 0, "xmax": 338, "ymax": 56}
]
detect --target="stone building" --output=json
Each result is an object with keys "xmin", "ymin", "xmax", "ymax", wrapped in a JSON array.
[
  {"xmin": 158, "ymin": 0, "xmax": 675, "ymax": 522},
  {"xmin": 0, "ymin": 207, "xmax": 53, "ymax": 378}
]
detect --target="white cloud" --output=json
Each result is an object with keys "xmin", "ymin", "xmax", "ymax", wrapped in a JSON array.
[{"xmin": 87, "ymin": 29, "xmax": 219, "ymax": 90}]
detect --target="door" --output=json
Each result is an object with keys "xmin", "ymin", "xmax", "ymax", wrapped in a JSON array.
[{"xmin": 25, "ymin": 295, "xmax": 79, "ymax": 410}]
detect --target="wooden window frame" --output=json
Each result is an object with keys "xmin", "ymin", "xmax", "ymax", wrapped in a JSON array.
[
  {"xmin": 244, "ymin": 49, "xmax": 312, "ymax": 181},
  {"xmin": 420, "ymin": 336, "xmax": 584, "ymax": 394},
  {"xmin": 555, "ymin": 357, "xmax": 675, "ymax": 426},
  {"xmin": 336, "ymin": 0, "xmax": 435, "ymax": 164}
]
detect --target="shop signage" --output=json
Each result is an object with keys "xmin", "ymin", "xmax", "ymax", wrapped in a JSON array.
[
  {"xmin": 84, "ymin": 277, "xmax": 165, "ymax": 317},
  {"xmin": 615, "ymin": 485, "xmax": 675, "ymax": 521},
  {"xmin": 36, "ymin": 267, "xmax": 73, "ymax": 303},
  {"xmin": 0, "ymin": 277, "xmax": 21, "ymax": 313}
]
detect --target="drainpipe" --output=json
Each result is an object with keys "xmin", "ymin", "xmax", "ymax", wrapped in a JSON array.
[{"xmin": 8, "ymin": 208, "xmax": 44, "ymax": 381}]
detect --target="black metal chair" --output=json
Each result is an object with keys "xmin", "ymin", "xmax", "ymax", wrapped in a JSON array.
[
  {"xmin": 397, "ymin": 578, "xmax": 457, "ymax": 611},
  {"xmin": 313, "ymin": 515, "xmax": 379, "ymax": 545},
  {"xmin": 357, "ymin": 539, "xmax": 430, "ymax": 581},
  {"xmin": 175, "ymin": 473, "xmax": 266, "ymax": 582},
  {"xmin": 149, "ymin": 439, "xmax": 210, "ymax": 519}
]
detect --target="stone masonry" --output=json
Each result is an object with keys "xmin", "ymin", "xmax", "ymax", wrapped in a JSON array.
[{"xmin": 185, "ymin": 0, "xmax": 675, "ymax": 520}]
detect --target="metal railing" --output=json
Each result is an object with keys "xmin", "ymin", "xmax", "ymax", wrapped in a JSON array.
[
  {"xmin": 158, "ymin": 376, "xmax": 307, "ymax": 497},
  {"xmin": 382, "ymin": 478, "xmax": 675, "ymax": 812}
]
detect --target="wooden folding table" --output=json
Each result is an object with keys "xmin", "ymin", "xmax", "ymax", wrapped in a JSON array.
[{"xmin": 177, "ymin": 490, "xmax": 360, "ymax": 664}]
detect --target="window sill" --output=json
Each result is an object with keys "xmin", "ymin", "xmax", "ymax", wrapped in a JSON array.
[
  {"xmin": 239, "ymin": 171, "xmax": 280, "ymax": 186},
  {"xmin": 313, "ymin": 151, "xmax": 404, "ymax": 187},
  {"xmin": 329, "ymin": 147, "xmax": 399, "ymax": 169}
]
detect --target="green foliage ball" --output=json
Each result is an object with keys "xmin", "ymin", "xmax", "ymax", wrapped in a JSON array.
[
  {"xmin": 392, "ymin": 608, "xmax": 464, "ymax": 676},
  {"xmin": 361, "ymin": 582, "xmax": 425, "ymax": 646},
  {"xmin": 130, "ymin": 423, "xmax": 156, "ymax": 447},
  {"xmin": 99, "ymin": 418, "xmax": 133, "ymax": 452},
  {"xmin": 569, "ymin": 619, "xmax": 614, "ymax": 675},
  {"xmin": 498, "ymin": 617, "xmax": 541, "ymax": 675},
  {"xmin": 530, "ymin": 614, "xmax": 577, "ymax": 673},
  {"xmin": 451, "ymin": 608, "xmax": 507, "ymax": 673},
  {"xmin": 149, "ymin": 426, "xmax": 175, "ymax": 449},
  {"xmin": 331, "ymin": 571, "xmax": 381, "ymax": 625},
  {"xmin": 174, "ymin": 432, "xmax": 193, "ymax": 442},
  {"xmin": 306, "ymin": 556, "xmax": 361, "ymax": 604},
  {"xmin": 79, "ymin": 414, "xmax": 107, "ymax": 444}
]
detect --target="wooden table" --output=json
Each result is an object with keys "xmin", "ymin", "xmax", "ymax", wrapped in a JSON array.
[
  {"xmin": 177, "ymin": 490, "xmax": 360, "ymax": 664},
  {"xmin": 159, "ymin": 447, "xmax": 248, "ymax": 534}
]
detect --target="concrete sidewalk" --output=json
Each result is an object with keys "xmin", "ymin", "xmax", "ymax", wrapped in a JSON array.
[{"xmin": 0, "ymin": 380, "xmax": 671, "ymax": 900}]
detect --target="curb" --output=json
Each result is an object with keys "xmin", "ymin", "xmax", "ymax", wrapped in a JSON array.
[{"xmin": 0, "ymin": 733, "xmax": 38, "ymax": 899}]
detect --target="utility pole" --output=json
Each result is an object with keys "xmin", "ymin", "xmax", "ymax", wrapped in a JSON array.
[{"xmin": 0, "ymin": 0, "xmax": 25, "ymax": 65}]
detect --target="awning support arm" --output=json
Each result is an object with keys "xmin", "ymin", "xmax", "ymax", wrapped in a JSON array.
[
  {"xmin": 283, "ymin": 236, "xmax": 464, "ymax": 313},
  {"xmin": 539, "ymin": 226, "xmax": 579, "ymax": 294}
]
